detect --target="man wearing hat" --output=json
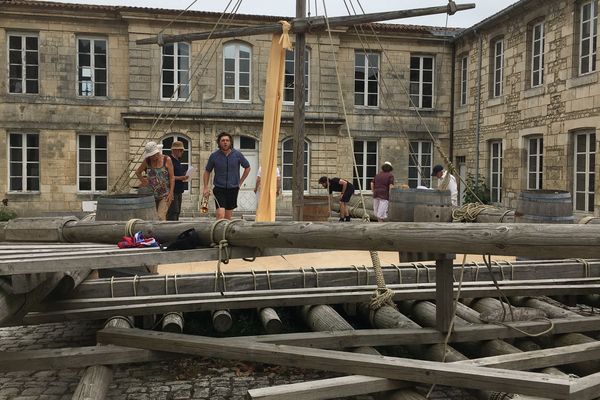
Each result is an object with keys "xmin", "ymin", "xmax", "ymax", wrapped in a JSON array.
[
  {"xmin": 166, "ymin": 140, "xmax": 189, "ymax": 221},
  {"xmin": 431, "ymin": 164, "xmax": 458, "ymax": 206},
  {"xmin": 371, "ymin": 161, "xmax": 395, "ymax": 222}
]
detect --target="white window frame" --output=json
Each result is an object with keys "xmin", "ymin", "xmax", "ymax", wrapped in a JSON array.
[
  {"xmin": 493, "ymin": 39, "xmax": 504, "ymax": 97},
  {"xmin": 410, "ymin": 55, "xmax": 435, "ymax": 109},
  {"xmin": 353, "ymin": 140, "xmax": 378, "ymax": 192},
  {"xmin": 527, "ymin": 136, "xmax": 544, "ymax": 190},
  {"xmin": 490, "ymin": 140, "xmax": 503, "ymax": 203},
  {"xmin": 161, "ymin": 42, "xmax": 190, "ymax": 101},
  {"xmin": 354, "ymin": 51, "xmax": 379, "ymax": 107},
  {"xmin": 281, "ymin": 138, "xmax": 310, "ymax": 193},
  {"xmin": 77, "ymin": 37, "xmax": 108, "ymax": 97},
  {"xmin": 8, "ymin": 132, "xmax": 39, "ymax": 192},
  {"xmin": 579, "ymin": 1, "xmax": 598, "ymax": 75},
  {"xmin": 573, "ymin": 131, "xmax": 596, "ymax": 212},
  {"xmin": 531, "ymin": 22, "xmax": 545, "ymax": 87},
  {"xmin": 77, "ymin": 134, "xmax": 108, "ymax": 193},
  {"xmin": 8, "ymin": 33, "xmax": 39, "ymax": 94},
  {"xmin": 408, "ymin": 140, "xmax": 433, "ymax": 188},
  {"xmin": 283, "ymin": 48, "xmax": 310, "ymax": 105},
  {"xmin": 460, "ymin": 55, "xmax": 468, "ymax": 106},
  {"xmin": 223, "ymin": 42, "xmax": 251, "ymax": 103}
]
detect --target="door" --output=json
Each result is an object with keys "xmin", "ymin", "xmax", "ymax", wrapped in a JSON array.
[{"xmin": 234, "ymin": 135, "xmax": 259, "ymax": 212}]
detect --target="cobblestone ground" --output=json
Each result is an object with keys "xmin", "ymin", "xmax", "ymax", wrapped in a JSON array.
[{"xmin": 0, "ymin": 320, "xmax": 476, "ymax": 400}]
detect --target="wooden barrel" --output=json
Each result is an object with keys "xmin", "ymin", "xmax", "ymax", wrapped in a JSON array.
[
  {"xmin": 514, "ymin": 190, "xmax": 574, "ymax": 224},
  {"xmin": 388, "ymin": 188, "xmax": 451, "ymax": 222},
  {"xmin": 95, "ymin": 194, "xmax": 158, "ymax": 221},
  {"xmin": 303, "ymin": 195, "xmax": 330, "ymax": 221}
]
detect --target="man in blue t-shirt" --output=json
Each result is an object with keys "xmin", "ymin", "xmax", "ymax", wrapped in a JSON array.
[{"xmin": 203, "ymin": 132, "xmax": 251, "ymax": 220}]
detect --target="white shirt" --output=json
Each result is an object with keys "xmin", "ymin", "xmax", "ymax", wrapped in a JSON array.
[
  {"xmin": 437, "ymin": 171, "xmax": 458, "ymax": 206},
  {"xmin": 257, "ymin": 166, "xmax": 280, "ymax": 177}
]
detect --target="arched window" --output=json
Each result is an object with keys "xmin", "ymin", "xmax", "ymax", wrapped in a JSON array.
[
  {"xmin": 281, "ymin": 138, "xmax": 310, "ymax": 192},
  {"xmin": 223, "ymin": 42, "xmax": 251, "ymax": 102}
]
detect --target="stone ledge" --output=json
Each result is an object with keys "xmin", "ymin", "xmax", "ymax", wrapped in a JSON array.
[{"xmin": 567, "ymin": 72, "xmax": 598, "ymax": 89}]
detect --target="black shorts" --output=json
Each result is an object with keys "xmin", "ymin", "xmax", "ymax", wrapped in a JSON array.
[
  {"xmin": 340, "ymin": 184, "xmax": 354, "ymax": 203},
  {"xmin": 213, "ymin": 187, "xmax": 240, "ymax": 210}
]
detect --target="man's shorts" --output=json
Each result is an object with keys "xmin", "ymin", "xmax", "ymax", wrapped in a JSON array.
[
  {"xmin": 340, "ymin": 184, "xmax": 354, "ymax": 203},
  {"xmin": 213, "ymin": 187, "xmax": 240, "ymax": 210}
]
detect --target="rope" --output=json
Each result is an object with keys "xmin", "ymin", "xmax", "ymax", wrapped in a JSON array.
[
  {"xmin": 368, "ymin": 250, "xmax": 396, "ymax": 310},
  {"xmin": 451, "ymin": 203, "xmax": 491, "ymax": 222},
  {"xmin": 266, "ymin": 270, "xmax": 272, "ymax": 290},
  {"xmin": 132, "ymin": 275, "xmax": 139, "ymax": 297},
  {"xmin": 251, "ymin": 269, "xmax": 257, "ymax": 290},
  {"xmin": 125, "ymin": 218, "xmax": 143, "ymax": 237},
  {"xmin": 394, "ymin": 264, "xmax": 402, "ymax": 284},
  {"xmin": 575, "ymin": 258, "xmax": 591, "ymax": 278},
  {"xmin": 311, "ymin": 267, "xmax": 319, "ymax": 288},
  {"xmin": 209, "ymin": 218, "xmax": 244, "ymax": 294},
  {"xmin": 110, "ymin": 276, "xmax": 115, "ymax": 298}
]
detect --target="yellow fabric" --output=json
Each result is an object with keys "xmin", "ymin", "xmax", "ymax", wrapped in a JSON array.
[{"xmin": 256, "ymin": 21, "xmax": 292, "ymax": 222}]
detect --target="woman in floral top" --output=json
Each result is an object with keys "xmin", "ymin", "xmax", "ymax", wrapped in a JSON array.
[{"xmin": 135, "ymin": 141, "xmax": 175, "ymax": 221}]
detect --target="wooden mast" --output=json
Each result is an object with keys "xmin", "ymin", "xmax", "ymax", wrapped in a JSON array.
[{"xmin": 292, "ymin": 0, "xmax": 306, "ymax": 220}]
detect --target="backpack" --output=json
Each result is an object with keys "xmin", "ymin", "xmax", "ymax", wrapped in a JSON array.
[{"xmin": 161, "ymin": 228, "xmax": 201, "ymax": 251}]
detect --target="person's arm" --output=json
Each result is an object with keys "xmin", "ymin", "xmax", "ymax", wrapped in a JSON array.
[
  {"xmin": 240, "ymin": 166, "xmax": 251, "ymax": 187},
  {"xmin": 276, "ymin": 176, "xmax": 282, "ymax": 196},
  {"xmin": 135, "ymin": 161, "xmax": 148, "ymax": 187},
  {"xmin": 254, "ymin": 175, "xmax": 261, "ymax": 193},
  {"xmin": 340, "ymin": 179, "xmax": 348, "ymax": 195},
  {"xmin": 166, "ymin": 157, "xmax": 175, "ymax": 202},
  {"xmin": 370, "ymin": 180, "xmax": 374, "ymax": 191},
  {"xmin": 202, "ymin": 170, "xmax": 211, "ymax": 196}
]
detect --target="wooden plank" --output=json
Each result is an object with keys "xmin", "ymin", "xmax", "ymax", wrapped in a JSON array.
[
  {"xmin": 22, "ymin": 284, "xmax": 600, "ymax": 324},
  {"xmin": 248, "ymin": 376, "xmax": 410, "ymax": 400},
  {"xmin": 569, "ymin": 371, "xmax": 600, "ymax": 400},
  {"xmin": 69, "ymin": 263, "xmax": 600, "ymax": 298},
  {"xmin": 462, "ymin": 342, "xmax": 600, "ymax": 371},
  {"xmin": 0, "ymin": 345, "xmax": 174, "ymax": 371},
  {"xmin": 96, "ymin": 327, "xmax": 572, "ymax": 398}
]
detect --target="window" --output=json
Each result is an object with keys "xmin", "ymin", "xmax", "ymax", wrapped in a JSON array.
[
  {"xmin": 410, "ymin": 55, "xmax": 434, "ymax": 108},
  {"xmin": 78, "ymin": 134, "xmax": 107, "ymax": 192},
  {"xmin": 353, "ymin": 140, "xmax": 377, "ymax": 191},
  {"xmin": 460, "ymin": 55, "xmax": 468, "ymax": 106},
  {"xmin": 579, "ymin": 1, "xmax": 598, "ymax": 75},
  {"xmin": 527, "ymin": 136, "xmax": 543, "ymax": 190},
  {"xmin": 354, "ymin": 52, "xmax": 379, "ymax": 107},
  {"xmin": 8, "ymin": 34, "xmax": 38, "ymax": 94},
  {"xmin": 574, "ymin": 131, "xmax": 595, "ymax": 212},
  {"xmin": 78, "ymin": 38, "xmax": 107, "ymax": 97},
  {"xmin": 162, "ymin": 42, "xmax": 190, "ymax": 100},
  {"xmin": 282, "ymin": 138, "xmax": 309, "ymax": 192},
  {"xmin": 490, "ymin": 140, "xmax": 503, "ymax": 203},
  {"xmin": 223, "ymin": 42, "xmax": 251, "ymax": 102},
  {"xmin": 284, "ymin": 48, "xmax": 309, "ymax": 104},
  {"xmin": 492, "ymin": 39, "xmax": 504, "ymax": 97},
  {"xmin": 408, "ymin": 140, "xmax": 432, "ymax": 188},
  {"xmin": 8, "ymin": 133, "xmax": 39, "ymax": 192},
  {"xmin": 531, "ymin": 22, "xmax": 545, "ymax": 87}
]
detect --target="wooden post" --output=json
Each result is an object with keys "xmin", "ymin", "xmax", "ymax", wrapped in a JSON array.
[
  {"xmin": 212, "ymin": 309, "xmax": 233, "ymax": 333},
  {"xmin": 72, "ymin": 316, "xmax": 133, "ymax": 400},
  {"xmin": 292, "ymin": 0, "xmax": 306, "ymax": 221},
  {"xmin": 435, "ymin": 255, "xmax": 454, "ymax": 332},
  {"xmin": 162, "ymin": 312, "xmax": 184, "ymax": 333},
  {"xmin": 258, "ymin": 307, "xmax": 283, "ymax": 334}
]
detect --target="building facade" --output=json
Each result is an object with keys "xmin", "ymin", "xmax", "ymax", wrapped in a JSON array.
[
  {"xmin": 454, "ymin": 0, "xmax": 599, "ymax": 214},
  {"xmin": 0, "ymin": 0, "xmax": 456, "ymax": 217}
]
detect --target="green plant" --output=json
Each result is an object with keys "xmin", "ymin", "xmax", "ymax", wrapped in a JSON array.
[
  {"xmin": 0, "ymin": 199, "xmax": 17, "ymax": 221},
  {"xmin": 462, "ymin": 173, "xmax": 490, "ymax": 204}
]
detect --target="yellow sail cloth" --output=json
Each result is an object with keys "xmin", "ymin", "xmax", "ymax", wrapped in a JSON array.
[{"xmin": 255, "ymin": 21, "xmax": 292, "ymax": 222}]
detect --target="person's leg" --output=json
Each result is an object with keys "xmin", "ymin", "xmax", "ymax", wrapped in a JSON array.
[
  {"xmin": 156, "ymin": 198, "xmax": 170, "ymax": 221},
  {"xmin": 166, "ymin": 193, "xmax": 181, "ymax": 221},
  {"xmin": 213, "ymin": 187, "xmax": 227, "ymax": 220},
  {"xmin": 224, "ymin": 209, "xmax": 234, "ymax": 220},
  {"xmin": 339, "ymin": 201, "xmax": 349, "ymax": 220},
  {"xmin": 373, "ymin": 198, "xmax": 383, "ymax": 222},
  {"xmin": 380, "ymin": 199, "xmax": 389, "ymax": 221},
  {"xmin": 223, "ymin": 187, "xmax": 239, "ymax": 220},
  {"xmin": 340, "ymin": 189, "xmax": 353, "ymax": 221},
  {"xmin": 216, "ymin": 208, "xmax": 226, "ymax": 219}
]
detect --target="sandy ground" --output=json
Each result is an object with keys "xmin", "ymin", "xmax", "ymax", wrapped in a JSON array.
[{"xmin": 158, "ymin": 250, "xmax": 516, "ymax": 274}]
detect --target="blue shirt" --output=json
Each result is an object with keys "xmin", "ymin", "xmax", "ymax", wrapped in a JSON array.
[
  {"xmin": 205, "ymin": 148, "xmax": 250, "ymax": 189},
  {"xmin": 169, "ymin": 155, "xmax": 187, "ymax": 194}
]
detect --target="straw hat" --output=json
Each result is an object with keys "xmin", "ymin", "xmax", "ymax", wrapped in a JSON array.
[
  {"xmin": 143, "ymin": 141, "xmax": 163, "ymax": 159},
  {"xmin": 171, "ymin": 141, "xmax": 184, "ymax": 150}
]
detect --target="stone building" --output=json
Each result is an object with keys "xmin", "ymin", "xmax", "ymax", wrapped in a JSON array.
[
  {"xmin": 0, "ymin": 0, "xmax": 457, "ymax": 217},
  {"xmin": 4, "ymin": 0, "xmax": 598, "ymax": 219},
  {"xmin": 454, "ymin": 0, "xmax": 599, "ymax": 214}
]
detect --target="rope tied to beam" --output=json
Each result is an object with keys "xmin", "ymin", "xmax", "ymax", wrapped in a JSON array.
[
  {"xmin": 125, "ymin": 218, "xmax": 143, "ymax": 237},
  {"xmin": 209, "ymin": 219, "xmax": 244, "ymax": 292}
]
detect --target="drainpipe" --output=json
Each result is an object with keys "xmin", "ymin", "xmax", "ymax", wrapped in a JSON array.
[
  {"xmin": 475, "ymin": 31, "xmax": 483, "ymax": 183},
  {"xmin": 449, "ymin": 41, "xmax": 456, "ymax": 164}
]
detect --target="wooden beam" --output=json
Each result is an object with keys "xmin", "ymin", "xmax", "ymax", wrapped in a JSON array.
[
  {"xmin": 0, "ymin": 345, "xmax": 174, "ymax": 372},
  {"xmin": 22, "ymin": 283, "xmax": 600, "ymax": 324},
  {"xmin": 569, "ymin": 371, "xmax": 600, "ymax": 400},
  {"xmin": 96, "ymin": 327, "xmax": 571, "ymax": 398},
  {"xmin": 68, "ymin": 263, "xmax": 600, "ymax": 299},
  {"xmin": 135, "ymin": 4, "xmax": 475, "ymax": 45},
  {"xmin": 435, "ymin": 256, "xmax": 454, "ymax": 331}
]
